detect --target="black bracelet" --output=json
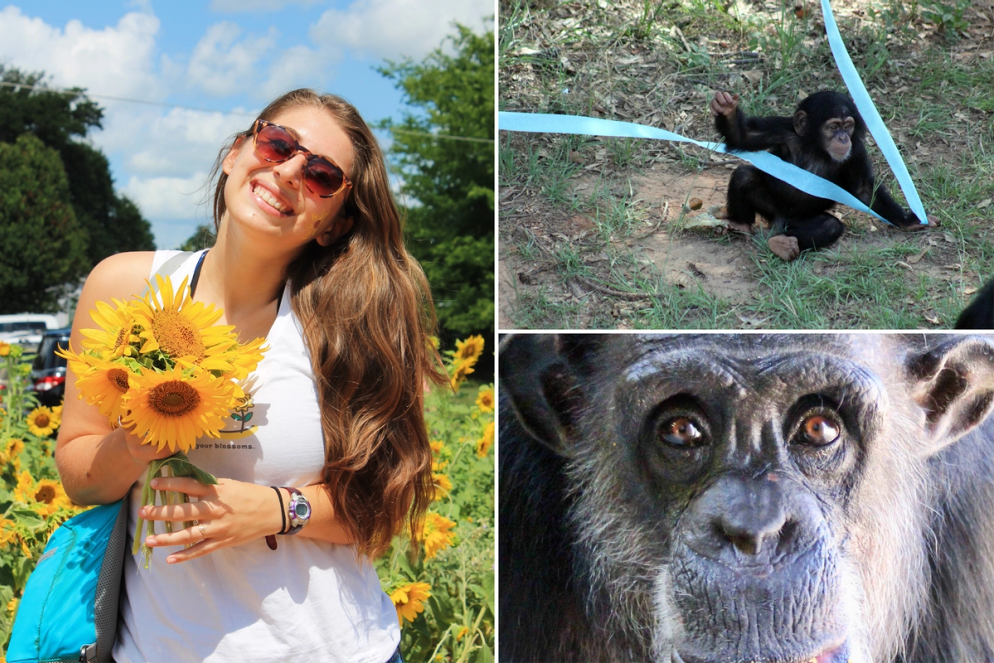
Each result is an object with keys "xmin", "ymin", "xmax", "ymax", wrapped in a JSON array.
[
  {"xmin": 273, "ymin": 486, "xmax": 287, "ymax": 534},
  {"xmin": 266, "ymin": 487, "xmax": 287, "ymax": 551}
]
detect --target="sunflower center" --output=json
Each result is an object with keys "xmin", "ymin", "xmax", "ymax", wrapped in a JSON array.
[
  {"xmin": 34, "ymin": 485, "xmax": 55, "ymax": 504},
  {"xmin": 107, "ymin": 368, "xmax": 130, "ymax": 393},
  {"xmin": 33, "ymin": 414, "xmax": 50, "ymax": 428},
  {"xmin": 152, "ymin": 311, "xmax": 205, "ymax": 359},
  {"xmin": 114, "ymin": 326, "xmax": 130, "ymax": 351},
  {"xmin": 148, "ymin": 380, "xmax": 201, "ymax": 417}
]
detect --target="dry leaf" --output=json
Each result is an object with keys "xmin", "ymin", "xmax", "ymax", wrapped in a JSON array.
[
  {"xmin": 906, "ymin": 247, "xmax": 931, "ymax": 264},
  {"xmin": 683, "ymin": 213, "xmax": 726, "ymax": 230}
]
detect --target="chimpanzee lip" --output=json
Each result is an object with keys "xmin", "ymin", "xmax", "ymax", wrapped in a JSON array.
[{"xmin": 673, "ymin": 636, "xmax": 849, "ymax": 663}]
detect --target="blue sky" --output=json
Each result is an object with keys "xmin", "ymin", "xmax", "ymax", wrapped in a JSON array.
[{"xmin": 0, "ymin": 0, "xmax": 493, "ymax": 250}]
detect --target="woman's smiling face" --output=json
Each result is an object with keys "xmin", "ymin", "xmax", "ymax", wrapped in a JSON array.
[{"xmin": 221, "ymin": 105, "xmax": 355, "ymax": 249}]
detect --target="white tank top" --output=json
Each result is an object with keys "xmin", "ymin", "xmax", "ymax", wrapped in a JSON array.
[{"xmin": 113, "ymin": 250, "xmax": 400, "ymax": 663}]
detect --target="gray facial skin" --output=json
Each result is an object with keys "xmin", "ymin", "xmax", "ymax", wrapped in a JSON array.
[{"xmin": 498, "ymin": 334, "xmax": 994, "ymax": 663}]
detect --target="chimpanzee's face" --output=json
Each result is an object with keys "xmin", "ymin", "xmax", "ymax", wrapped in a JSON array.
[
  {"xmin": 565, "ymin": 335, "xmax": 928, "ymax": 663},
  {"xmin": 820, "ymin": 115, "xmax": 856, "ymax": 162}
]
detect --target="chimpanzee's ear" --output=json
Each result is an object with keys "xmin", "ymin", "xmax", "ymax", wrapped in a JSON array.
[
  {"xmin": 499, "ymin": 334, "xmax": 601, "ymax": 457},
  {"xmin": 793, "ymin": 110, "xmax": 808, "ymax": 136},
  {"xmin": 907, "ymin": 336, "xmax": 994, "ymax": 452}
]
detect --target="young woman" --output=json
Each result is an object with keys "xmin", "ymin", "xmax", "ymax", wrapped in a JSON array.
[{"xmin": 56, "ymin": 89, "xmax": 444, "ymax": 662}]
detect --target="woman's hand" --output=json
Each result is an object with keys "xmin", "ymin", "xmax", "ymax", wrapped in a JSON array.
[
  {"xmin": 123, "ymin": 426, "xmax": 176, "ymax": 466},
  {"xmin": 140, "ymin": 476, "xmax": 283, "ymax": 564}
]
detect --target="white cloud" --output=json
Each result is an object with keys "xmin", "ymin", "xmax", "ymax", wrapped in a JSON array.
[
  {"xmin": 259, "ymin": 44, "xmax": 334, "ymax": 100},
  {"xmin": 0, "ymin": 6, "xmax": 163, "ymax": 100},
  {"xmin": 210, "ymin": 0, "xmax": 322, "ymax": 12},
  {"xmin": 310, "ymin": 0, "xmax": 493, "ymax": 62},
  {"xmin": 187, "ymin": 22, "xmax": 278, "ymax": 97},
  {"xmin": 124, "ymin": 172, "xmax": 211, "ymax": 222},
  {"xmin": 123, "ymin": 107, "xmax": 250, "ymax": 177}
]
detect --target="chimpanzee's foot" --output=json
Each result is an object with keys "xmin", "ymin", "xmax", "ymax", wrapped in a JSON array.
[
  {"xmin": 725, "ymin": 220, "xmax": 755, "ymax": 235},
  {"xmin": 768, "ymin": 235, "xmax": 800, "ymax": 261}
]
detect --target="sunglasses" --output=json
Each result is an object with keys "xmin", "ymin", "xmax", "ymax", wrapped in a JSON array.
[{"xmin": 250, "ymin": 119, "xmax": 352, "ymax": 198}]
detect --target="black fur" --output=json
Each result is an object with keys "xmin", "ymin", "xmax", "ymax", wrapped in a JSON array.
[
  {"xmin": 716, "ymin": 91, "xmax": 925, "ymax": 252},
  {"xmin": 499, "ymin": 334, "xmax": 994, "ymax": 663},
  {"xmin": 955, "ymin": 279, "xmax": 994, "ymax": 329}
]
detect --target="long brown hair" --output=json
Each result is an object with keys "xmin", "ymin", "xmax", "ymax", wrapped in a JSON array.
[{"xmin": 207, "ymin": 89, "xmax": 446, "ymax": 558}]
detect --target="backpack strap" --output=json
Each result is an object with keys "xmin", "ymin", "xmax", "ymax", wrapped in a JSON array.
[{"xmin": 139, "ymin": 251, "xmax": 195, "ymax": 298}]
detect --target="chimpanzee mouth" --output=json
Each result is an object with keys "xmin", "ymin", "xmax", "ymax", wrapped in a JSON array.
[{"xmin": 672, "ymin": 638, "xmax": 849, "ymax": 663}]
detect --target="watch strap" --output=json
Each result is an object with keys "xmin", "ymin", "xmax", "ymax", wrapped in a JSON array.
[{"xmin": 281, "ymin": 487, "xmax": 308, "ymax": 535}]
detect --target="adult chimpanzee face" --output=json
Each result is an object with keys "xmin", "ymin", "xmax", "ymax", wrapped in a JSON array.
[
  {"xmin": 618, "ymin": 340, "xmax": 879, "ymax": 662},
  {"xmin": 500, "ymin": 334, "xmax": 994, "ymax": 663}
]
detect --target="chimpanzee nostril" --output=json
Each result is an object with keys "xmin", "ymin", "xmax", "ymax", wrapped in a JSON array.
[
  {"xmin": 707, "ymin": 478, "xmax": 788, "ymax": 558},
  {"xmin": 716, "ymin": 513, "xmax": 786, "ymax": 556}
]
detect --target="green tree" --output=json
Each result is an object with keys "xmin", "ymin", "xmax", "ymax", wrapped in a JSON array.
[
  {"xmin": 178, "ymin": 224, "xmax": 217, "ymax": 252},
  {"xmin": 378, "ymin": 22, "xmax": 495, "ymax": 344},
  {"xmin": 0, "ymin": 134, "xmax": 88, "ymax": 313},
  {"xmin": 0, "ymin": 66, "xmax": 156, "ymax": 265}
]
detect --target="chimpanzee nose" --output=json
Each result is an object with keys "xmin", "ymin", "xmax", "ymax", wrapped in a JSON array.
[
  {"xmin": 715, "ymin": 478, "xmax": 786, "ymax": 556},
  {"xmin": 687, "ymin": 475, "xmax": 790, "ymax": 559}
]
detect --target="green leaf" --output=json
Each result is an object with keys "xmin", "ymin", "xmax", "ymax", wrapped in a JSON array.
[
  {"xmin": 161, "ymin": 454, "xmax": 218, "ymax": 485},
  {"xmin": 473, "ymin": 641, "xmax": 493, "ymax": 663},
  {"xmin": 8, "ymin": 508, "xmax": 44, "ymax": 530}
]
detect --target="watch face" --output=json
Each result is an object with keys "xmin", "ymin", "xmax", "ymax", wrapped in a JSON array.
[{"xmin": 293, "ymin": 500, "xmax": 311, "ymax": 520}]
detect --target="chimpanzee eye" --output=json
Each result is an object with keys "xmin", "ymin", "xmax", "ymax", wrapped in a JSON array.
[
  {"xmin": 659, "ymin": 416, "xmax": 705, "ymax": 448},
  {"xmin": 795, "ymin": 414, "xmax": 841, "ymax": 446}
]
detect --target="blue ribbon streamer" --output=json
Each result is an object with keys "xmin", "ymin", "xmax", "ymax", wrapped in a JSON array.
[
  {"xmin": 820, "ymin": 0, "xmax": 927, "ymax": 224},
  {"xmin": 498, "ymin": 1, "xmax": 928, "ymax": 226},
  {"xmin": 498, "ymin": 111, "xmax": 892, "ymax": 224}
]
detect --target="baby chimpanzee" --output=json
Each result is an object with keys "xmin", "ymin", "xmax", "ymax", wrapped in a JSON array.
[{"xmin": 712, "ymin": 90, "xmax": 933, "ymax": 260}]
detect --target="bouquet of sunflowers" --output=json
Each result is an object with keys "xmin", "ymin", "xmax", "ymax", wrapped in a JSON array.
[{"xmin": 58, "ymin": 274, "xmax": 266, "ymax": 566}]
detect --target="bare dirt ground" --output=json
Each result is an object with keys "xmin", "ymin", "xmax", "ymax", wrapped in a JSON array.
[{"xmin": 498, "ymin": 0, "xmax": 994, "ymax": 330}]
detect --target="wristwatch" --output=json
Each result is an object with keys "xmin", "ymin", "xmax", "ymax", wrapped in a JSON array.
[{"xmin": 282, "ymin": 487, "xmax": 311, "ymax": 535}]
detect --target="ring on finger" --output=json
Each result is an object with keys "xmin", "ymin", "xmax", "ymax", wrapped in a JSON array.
[{"xmin": 198, "ymin": 523, "xmax": 207, "ymax": 541}]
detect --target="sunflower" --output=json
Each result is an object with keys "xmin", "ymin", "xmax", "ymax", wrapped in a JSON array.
[
  {"xmin": 2, "ymin": 438, "xmax": 25, "ymax": 470},
  {"xmin": 390, "ymin": 582, "xmax": 432, "ymax": 626},
  {"xmin": 449, "ymin": 359, "xmax": 475, "ymax": 392},
  {"xmin": 70, "ymin": 354, "xmax": 136, "ymax": 422},
  {"xmin": 420, "ymin": 511, "xmax": 457, "ymax": 560},
  {"xmin": 26, "ymin": 406, "xmax": 59, "ymax": 436},
  {"xmin": 0, "ymin": 341, "xmax": 9, "ymax": 356},
  {"xmin": 80, "ymin": 298, "xmax": 141, "ymax": 358},
  {"xmin": 475, "ymin": 386, "xmax": 494, "ymax": 413},
  {"xmin": 432, "ymin": 473, "xmax": 452, "ymax": 500},
  {"xmin": 453, "ymin": 335, "xmax": 485, "ymax": 365},
  {"xmin": 123, "ymin": 365, "xmax": 235, "ymax": 453},
  {"xmin": 130, "ymin": 274, "xmax": 244, "ymax": 373},
  {"xmin": 0, "ymin": 517, "xmax": 17, "ymax": 547},
  {"xmin": 429, "ymin": 440, "xmax": 444, "ymax": 455},
  {"xmin": 31, "ymin": 479, "xmax": 72, "ymax": 518},
  {"xmin": 13, "ymin": 470, "xmax": 34, "ymax": 503},
  {"xmin": 227, "ymin": 336, "xmax": 268, "ymax": 381},
  {"xmin": 476, "ymin": 421, "xmax": 495, "ymax": 459}
]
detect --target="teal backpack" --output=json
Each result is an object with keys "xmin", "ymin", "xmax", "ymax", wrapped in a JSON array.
[{"xmin": 6, "ymin": 501, "xmax": 127, "ymax": 663}]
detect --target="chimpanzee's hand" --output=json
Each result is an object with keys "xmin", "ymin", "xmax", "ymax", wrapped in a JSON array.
[
  {"xmin": 710, "ymin": 91, "xmax": 739, "ymax": 118},
  {"xmin": 899, "ymin": 213, "xmax": 940, "ymax": 231}
]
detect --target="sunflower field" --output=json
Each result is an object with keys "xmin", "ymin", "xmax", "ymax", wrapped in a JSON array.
[{"xmin": 0, "ymin": 336, "xmax": 494, "ymax": 663}]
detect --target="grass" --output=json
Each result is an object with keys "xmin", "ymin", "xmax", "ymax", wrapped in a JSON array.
[{"xmin": 498, "ymin": 0, "xmax": 994, "ymax": 330}]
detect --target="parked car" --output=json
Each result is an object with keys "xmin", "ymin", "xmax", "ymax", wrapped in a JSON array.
[
  {"xmin": 0, "ymin": 314, "xmax": 61, "ymax": 353},
  {"xmin": 26, "ymin": 328, "xmax": 71, "ymax": 407}
]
